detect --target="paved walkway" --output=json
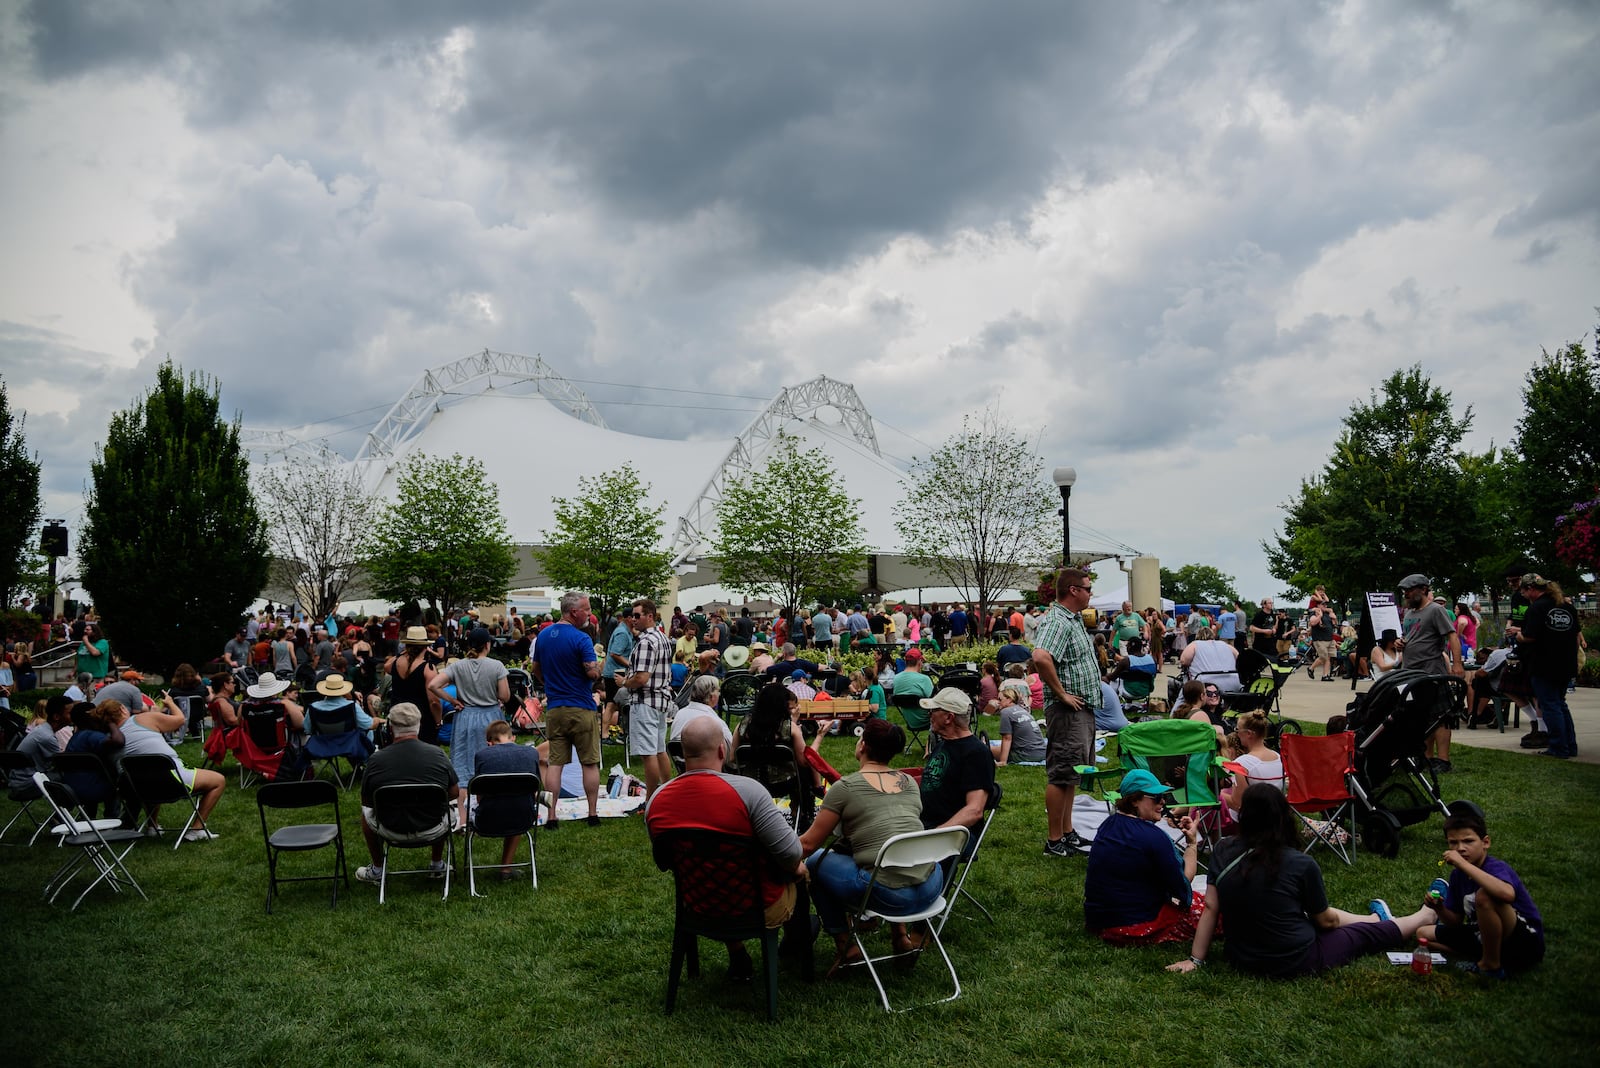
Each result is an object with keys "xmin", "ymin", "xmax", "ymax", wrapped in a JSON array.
[{"xmin": 1229, "ymin": 666, "xmax": 1599, "ymax": 766}]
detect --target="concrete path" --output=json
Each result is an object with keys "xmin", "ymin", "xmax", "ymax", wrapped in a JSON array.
[{"xmin": 1165, "ymin": 665, "xmax": 1599, "ymax": 765}]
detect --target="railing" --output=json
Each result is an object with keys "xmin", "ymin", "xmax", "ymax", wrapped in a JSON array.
[{"xmin": 29, "ymin": 641, "xmax": 80, "ymax": 671}]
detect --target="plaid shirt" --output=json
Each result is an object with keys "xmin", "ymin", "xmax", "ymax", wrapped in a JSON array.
[
  {"xmin": 630, "ymin": 626, "xmax": 674, "ymax": 712},
  {"xmin": 1034, "ymin": 602, "xmax": 1099, "ymax": 708}
]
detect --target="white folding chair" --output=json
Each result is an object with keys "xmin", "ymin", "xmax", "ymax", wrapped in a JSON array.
[
  {"xmin": 34, "ymin": 774, "xmax": 147, "ymax": 911},
  {"xmin": 847, "ymin": 826, "xmax": 969, "ymax": 1013},
  {"xmin": 934, "ymin": 782, "xmax": 1001, "ymax": 935}
]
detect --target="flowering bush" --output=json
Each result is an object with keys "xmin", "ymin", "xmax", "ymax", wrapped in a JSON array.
[{"xmin": 1553, "ymin": 490, "xmax": 1600, "ymax": 575}]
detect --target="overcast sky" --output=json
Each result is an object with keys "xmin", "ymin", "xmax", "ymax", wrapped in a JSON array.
[{"xmin": 2, "ymin": 0, "xmax": 1596, "ymax": 603}]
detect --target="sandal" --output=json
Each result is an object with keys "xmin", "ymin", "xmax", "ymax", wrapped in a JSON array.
[{"xmin": 826, "ymin": 944, "xmax": 864, "ymax": 979}]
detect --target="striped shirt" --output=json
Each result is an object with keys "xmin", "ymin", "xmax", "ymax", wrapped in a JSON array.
[
  {"xmin": 1034, "ymin": 603, "xmax": 1100, "ymax": 707},
  {"xmin": 630, "ymin": 626, "xmax": 674, "ymax": 712}
]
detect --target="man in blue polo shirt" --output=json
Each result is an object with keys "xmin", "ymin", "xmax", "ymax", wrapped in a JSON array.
[{"xmin": 530, "ymin": 591, "xmax": 603, "ymax": 828}]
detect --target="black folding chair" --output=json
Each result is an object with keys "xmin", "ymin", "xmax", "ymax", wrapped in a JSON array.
[
  {"xmin": 736, "ymin": 743, "xmax": 812, "ymax": 831},
  {"xmin": 370, "ymin": 783, "xmax": 454, "ymax": 903},
  {"xmin": 891, "ymin": 693, "xmax": 930, "ymax": 754},
  {"xmin": 50, "ymin": 751, "xmax": 122, "ymax": 823},
  {"xmin": 258, "ymin": 779, "xmax": 348, "ymax": 914},
  {"xmin": 651, "ymin": 828, "xmax": 786, "ymax": 1021},
  {"xmin": 1, "ymin": 750, "xmax": 55, "ymax": 846},
  {"xmin": 465, "ymin": 772, "xmax": 541, "ymax": 896},
  {"xmin": 34, "ymin": 774, "xmax": 147, "ymax": 911},
  {"xmin": 119, "ymin": 753, "xmax": 208, "ymax": 850}
]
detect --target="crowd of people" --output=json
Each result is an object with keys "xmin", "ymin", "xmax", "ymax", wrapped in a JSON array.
[{"xmin": 5, "ymin": 564, "xmax": 1576, "ymax": 988}]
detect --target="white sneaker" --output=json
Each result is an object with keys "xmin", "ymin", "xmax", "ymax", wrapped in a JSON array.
[
  {"xmin": 428, "ymin": 860, "xmax": 448, "ymax": 879},
  {"xmin": 183, "ymin": 828, "xmax": 219, "ymax": 842},
  {"xmin": 355, "ymin": 865, "xmax": 384, "ymax": 884}
]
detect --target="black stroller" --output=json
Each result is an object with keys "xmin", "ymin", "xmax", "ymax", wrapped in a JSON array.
[{"xmin": 1343, "ymin": 668, "xmax": 1464, "ymax": 856}]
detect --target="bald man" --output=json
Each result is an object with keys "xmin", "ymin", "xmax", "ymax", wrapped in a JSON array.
[{"xmin": 646, "ymin": 717, "xmax": 807, "ymax": 980}]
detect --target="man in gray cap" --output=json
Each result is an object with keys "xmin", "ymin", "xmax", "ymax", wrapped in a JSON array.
[
  {"xmin": 1396, "ymin": 573, "xmax": 1464, "ymax": 773},
  {"xmin": 355, "ymin": 701, "xmax": 457, "ymax": 884}
]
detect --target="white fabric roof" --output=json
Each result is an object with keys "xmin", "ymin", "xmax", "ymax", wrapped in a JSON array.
[
  {"xmin": 364, "ymin": 393, "xmax": 912, "ymax": 554},
  {"xmin": 1090, "ymin": 585, "xmax": 1175, "ymax": 613}
]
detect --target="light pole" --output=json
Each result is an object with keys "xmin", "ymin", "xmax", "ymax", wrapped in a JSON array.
[{"xmin": 1052, "ymin": 467, "xmax": 1076, "ymax": 568}]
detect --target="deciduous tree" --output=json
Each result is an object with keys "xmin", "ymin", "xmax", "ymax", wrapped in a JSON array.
[
  {"xmin": 536, "ymin": 463, "xmax": 672, "ymax": 622},
  {"xmin": 1265, "ymin": 365, "xmax": 1486, "ymax": 600},
  {"xmin": 256, "ymin": 450, "xmax": 382, "ymax": 620},
  {"xmin": 895, "ymin": 410, "xmax": 1056, "ymax": 622},
  {"xmin": 1509, "ymin": 329, "xmax": 1600, "ymax": 584},
  {"xmin": 79, "ymin": 360, "xmax": 268, "ymax": 671},
  {"xmin": 1158, "ymin": 563, "xmax": 1242, "ymax": 607},
  {"xmin": 711, "ymin": 432, "xmax": 867, "ymax": 615},
  {"xmin": 365, "ymin": 453, "xmax": 517, "ymax": 618}
]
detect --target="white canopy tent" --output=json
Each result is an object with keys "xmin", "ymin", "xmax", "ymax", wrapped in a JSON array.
[{"xmin": 1090, "ymin": 586, "xmax": 1174, "ymax": 615}]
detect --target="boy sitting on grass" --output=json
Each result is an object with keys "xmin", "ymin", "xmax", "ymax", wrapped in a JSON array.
[{"xmin": 1417, "ymin": 810, "xmax": 1544, "ymax": 978}]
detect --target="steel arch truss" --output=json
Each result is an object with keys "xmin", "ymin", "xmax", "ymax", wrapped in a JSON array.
[
  {"xmin": 355, "ymin": 349, "xmax": 607, "ymax": 463},
  {"xmin": 240, "ymin": 428, "xmax": 339, "ymax": 465},
  {"xmin": 669, "ymin": 375, "xmax": 880, "ymax": 566}
]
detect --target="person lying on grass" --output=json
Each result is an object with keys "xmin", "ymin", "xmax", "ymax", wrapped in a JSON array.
[
  {"xmin": 1416, "ymin": 809, "xmax": 1544, "ymax": 978},
  {"xmin": 1168, "ymin": 784, "xmax": 1436, "ymax": 977},
  {"xmin": 1084, "ymin": 769, "xmax": 1201, "ymax": 945}
]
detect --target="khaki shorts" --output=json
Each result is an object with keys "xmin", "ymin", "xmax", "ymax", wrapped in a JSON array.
[
  {"xmin": 1314, "ymin": 640, "xmax": 1334, "ymax": 660},
  {"xmin": 765, "ymin": 882, "xmax": 798, "ymax": 928},
  {"xmin": 546, "ymin": 705, "xmax": 601, "ymax": 766},
  {"xmin": 1045, "ymin": 700, "xmax": 1094, "ymax": 788}
]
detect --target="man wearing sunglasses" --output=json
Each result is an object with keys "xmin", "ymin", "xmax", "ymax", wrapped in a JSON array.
[{"xmin": 1032, "ymin": 568, "xmax": 1102, "ymax": 857}]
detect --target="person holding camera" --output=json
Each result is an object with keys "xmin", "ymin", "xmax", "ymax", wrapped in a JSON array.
[{"xmin": 1084, "ymin": 769, "xmax": 1201, "ymax": 945}]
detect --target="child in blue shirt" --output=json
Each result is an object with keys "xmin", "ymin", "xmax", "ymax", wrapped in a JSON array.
[{"xmin": 1418, "ymin": 810, "xmax": 1543, "ymax": 977}]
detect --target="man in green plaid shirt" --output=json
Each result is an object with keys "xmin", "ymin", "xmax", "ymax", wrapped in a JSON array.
[{"xmin": 1031, "ymin": 568, "xmax": 1102, "ymax": 857}]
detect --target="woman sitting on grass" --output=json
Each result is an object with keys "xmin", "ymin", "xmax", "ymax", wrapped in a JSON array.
[
  {"xmin": 1224, "ymin": 711, "xmax": 1282, "ymax": 820},
  {"xmin": 798, "ymin": 717, "xmax": 943, "ymax": 976},
  {"xmin": 1168, "ymin": 784, "xmax": 1435, "ymax": 977},
  {"xmin": 1084, "ymin": 769, "xmax": 1201, "ymax": 945}
]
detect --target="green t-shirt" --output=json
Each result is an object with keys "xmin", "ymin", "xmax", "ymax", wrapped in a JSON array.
[
  {"xmin": 865, "ymin": 684, "xmax": 887, "ymax": 718},
  {"xmin": 76, "ymin": 638, "xmax": 111, "ymax": 679},
  {"xmin": 821, "ymin": 771, "xmax": 933, "ymax": 888}
]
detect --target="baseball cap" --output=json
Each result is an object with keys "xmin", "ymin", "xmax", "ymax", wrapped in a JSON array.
[{"xmin": 1118, "ymin": 768, "xmax": 1175, "ymax": 800}]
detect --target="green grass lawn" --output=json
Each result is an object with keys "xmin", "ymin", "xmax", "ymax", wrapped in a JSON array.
[{"xmin": 5, "ymin": 719, "xmax": 1599, "ymax": 1068}]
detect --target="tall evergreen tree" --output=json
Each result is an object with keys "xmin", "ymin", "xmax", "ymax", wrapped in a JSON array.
[
  {"xmin": 0, "ymin": 376, "xmax": 43, "ymax": 609},
  {"xmin": 79, "ymin": 360, "xmax": 268, "ymax": 671}
]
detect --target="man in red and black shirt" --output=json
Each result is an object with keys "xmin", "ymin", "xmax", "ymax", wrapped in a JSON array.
[{"xmin": 646, "ymin": 717, "xmax": 806, "ymax": 978}]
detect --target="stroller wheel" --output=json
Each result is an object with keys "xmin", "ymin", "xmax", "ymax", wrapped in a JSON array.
[{"xmin": 1360, "ymin": 810, "xmax": 1402, "ymax": 859}]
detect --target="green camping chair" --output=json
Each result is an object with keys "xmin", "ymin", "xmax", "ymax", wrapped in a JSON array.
[{"xmin": 1116, "ymin": 718, "xmax": 1224, "ymax": 810}]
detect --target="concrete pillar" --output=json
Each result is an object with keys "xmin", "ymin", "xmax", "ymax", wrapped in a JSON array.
[{"xmin": 1130, "ymin": 555, "xmax": 1161, "ymax": 613}]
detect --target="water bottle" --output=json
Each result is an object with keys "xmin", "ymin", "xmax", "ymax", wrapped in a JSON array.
[{"xmin": 1412, "ymin": 937, "xmax": 1433, "ymax": 975}]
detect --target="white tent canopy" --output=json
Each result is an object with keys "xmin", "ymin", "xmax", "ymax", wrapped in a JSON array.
[{"xmin": 1090, "ymin": 586, "xmax": 1174, "ymax": 615}]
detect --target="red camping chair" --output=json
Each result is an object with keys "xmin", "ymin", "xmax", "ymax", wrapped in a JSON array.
[
  {"xmin": 802, "ymin": 746, "xmax": 841, "ymax": 786},
  {"xmin": 1280, "ymin": 732, "xmax": 1356, "ymax": 866}
]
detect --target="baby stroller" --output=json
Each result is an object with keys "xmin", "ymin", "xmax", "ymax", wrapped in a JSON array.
[
  {"xmin": 504, "ymin": 668, "xmax": 543, "ymax": 740},
  {"xmin": 1343, "ymin": 668, "xmax": 1462, "ymax": 857}
]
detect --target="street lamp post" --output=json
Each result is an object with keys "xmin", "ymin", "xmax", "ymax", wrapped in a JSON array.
[{"xmin": 1052, "ymin": 467, "xmax": 1077, "ymax": 568}]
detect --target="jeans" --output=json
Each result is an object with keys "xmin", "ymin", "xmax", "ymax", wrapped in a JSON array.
[
  {"xmin": 807, "ymin": 848, "xmax": 945, "ymax": 934},
  {"xmin": 1530, "ymin": 676, "xmax": 1576, "ymax": 757},
  {"xmin": 1095, "ymin": 683, "xmax": 1129, "ymax": 732}
]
